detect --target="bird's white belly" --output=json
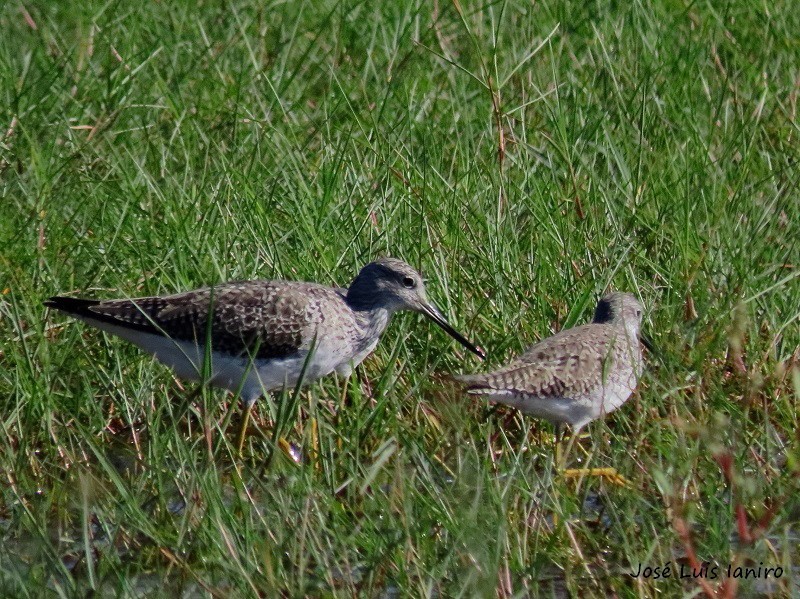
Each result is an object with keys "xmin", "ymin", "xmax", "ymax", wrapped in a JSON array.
[
  {"xmin": 490, "ymin": 391, "xmax": 596, "ymax": 429},
  {"xmin": 596, "ymin": 366, "xmax": 637, "ymax": 416},
  {"xmin": 84, "ymin": 319, "xmax": 316, "ymax": 403},
  {"xmin": 253, "ymin": 347, "xmax": 344, "ymax": 390},
  {"xmin": 84, "ymin": 317, "xmax": 370, "ymax": 406},
  {"xmin": 96, "ymin": 321, "xmax": 255, "ymax": 396},
  {"xmin": 160, "ymin": 341, "xmax": 348, "ymax": 406},
  {"xmin": 334, "ymin": 336, "xmax": 380, "ymax": 377}
]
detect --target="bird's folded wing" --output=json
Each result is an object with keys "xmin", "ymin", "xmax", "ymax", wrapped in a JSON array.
[
  {"xmin": 56, "ymin": 282, "xmax": 320, "ymax": 360},
  {"xmin": 457, "ymin": 325, "xmax": 613, "ymax": 398}
]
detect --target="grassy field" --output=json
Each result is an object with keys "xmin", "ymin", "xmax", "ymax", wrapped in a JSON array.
[{"xmin": 1, "ymin": 0, "xmax": 799, "ymax": 596}]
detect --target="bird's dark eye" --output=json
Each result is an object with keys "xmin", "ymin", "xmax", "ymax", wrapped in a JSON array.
[
  {"xmin": 402, "ymin": 276, "xmax": 416, "ymax": 289},
  {"xmin": 636, "ymin": 309, "xmax": 642, "ymax": 317}
]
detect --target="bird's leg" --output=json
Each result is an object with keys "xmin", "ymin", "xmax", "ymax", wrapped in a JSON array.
[
  {"xmin": 298, "ymin": 389, "xmax": 319, "ymax": 469},
  {"xmin": 174, "ymin": 384, "xmax": 204, "ymax": 429},
  {"xmin": 559, "ymin": 425, "xmax": 579, "ymax": 471},
  {"xmin": 310, "ymin": 406, "xmax": 319, "ymax": 470},
  {"xmin": 554, "ymin": 424, "xmax": 564, "ymax": 468},
  {"xmin": 335, "ymin": 372, "xmax": 354, "ymax": 454},
  {"xmin": 562, "ymin": 467, "xmax": 630, "ymax": 486},
  {"xmin": 236, "ymin": 401, "xmax": 254, "ymax": 456},
  {"xmin": 340, "ymin": 373, "xmax": 349, "ymax": 409},
  {"xmin": 559, "ymin": 426, "xmax": 630, "ymax": 486}
]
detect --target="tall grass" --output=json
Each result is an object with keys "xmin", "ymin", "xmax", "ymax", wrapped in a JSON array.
[{"xmin": 1, "ymin": 0, "xmax": 798, "ymax": 596}]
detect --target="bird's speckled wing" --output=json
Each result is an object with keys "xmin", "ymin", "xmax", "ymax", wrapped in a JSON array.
[
  {"xmin": 456, "ymin": 324, "xmax": 619, "ymax": 398},
  {"xmin": 65, "ymin": 281, "xmax": 338, "ymax": 360}
]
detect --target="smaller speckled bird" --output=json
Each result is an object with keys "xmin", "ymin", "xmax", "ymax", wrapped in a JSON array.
[
  {"xmin": 45, "ymin": 258, "xmax": 484, "ymax": 450},
  {"xmin": 456, "ymin": 292, "xmax": 645, "ymax": 446}
]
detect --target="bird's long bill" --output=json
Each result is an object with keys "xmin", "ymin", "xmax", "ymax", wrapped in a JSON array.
[
  {"xmin": 420, "ymin": 303, "xmax": 485, "ymax": 360},
  {"xmin": 641, "ymin": 333, "xmax": 655, "ymax": 352}
]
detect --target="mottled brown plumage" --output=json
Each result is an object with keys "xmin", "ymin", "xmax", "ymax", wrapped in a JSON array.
[
  {"xmin": 55, "ymin": 282, "xmax": 344, "ymax": 360},
  {"xmin": 457, "ymin": 292, "xmax": 644, "ymax": 433},
  {"xmin": 45, "ymin": 258, "xmax": 484, "ymax": 407}
]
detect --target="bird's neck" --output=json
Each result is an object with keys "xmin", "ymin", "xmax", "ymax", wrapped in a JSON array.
[
  {"xmin": 346, "ymin": 275, "xmax": 400, "ymax": 313},
  {"xmin": 345, "ymin": 273, "xmax": 400, "ymax": 347},
  {"xmin": 617, "ymin": 322, "xmax": 643, "ymax": 373},
  {"xmin": 607, "ymin": 318, "xmax": 639, "ymax": 344},
  {"xmin": 352, "ymin": 306, "xmax": 393, "ymax": 350},
  {"xmin": 623, "ymin": 322, "xmax": 640, "ymax": 345}
]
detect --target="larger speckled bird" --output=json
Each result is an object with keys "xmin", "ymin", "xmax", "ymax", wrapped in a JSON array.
[
  {"xmin": 456, "ymin": 292, "xmax": 645, "ymax": 470},
  {"xmin": 45, "ymin": 258, "xmax": 484, "ymax": 450}
]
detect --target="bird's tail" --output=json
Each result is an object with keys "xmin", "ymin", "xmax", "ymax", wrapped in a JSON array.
[
  {"xmin": 450, "ymin": 372, "xmax": 482, "ymax": 386},
  {"xmin": 43, "ymin": 296, "xmax": 101, "ymax": 317},
  {"xmin": 449, "ymin": 372, "xmax": 499, "ymax": 394}
]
